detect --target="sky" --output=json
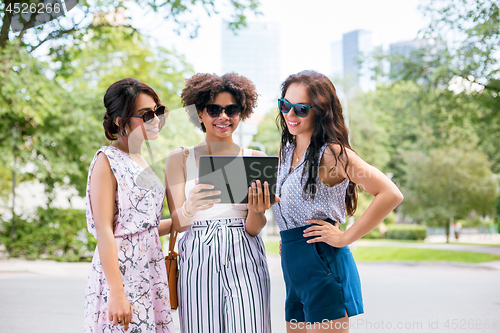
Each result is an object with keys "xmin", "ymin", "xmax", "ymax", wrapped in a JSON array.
[{"xmin": 130, "ymin": 0, "xmax": 429, "ymax": 82}]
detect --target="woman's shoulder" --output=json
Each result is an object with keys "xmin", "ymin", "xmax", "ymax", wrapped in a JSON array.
[
  {"xmin": 323, "ymin": 143, "xmax": 356, "ymax": 158},
  {"xmin": 166, "ymin": 146, "xmax": 193, "ymax": 170},
  {"xmin": 91, "ymin": 146, "xmax": 114, "ymax": 166},
  {"xmin": 168, "ymin": 145, "xmax": 195, "ymax": 158},
  {"xmin": 251, "ymin": 150, "xmax": 267, "ymax": 157}
]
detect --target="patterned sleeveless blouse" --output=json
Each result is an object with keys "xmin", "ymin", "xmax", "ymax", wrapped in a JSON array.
[{"xmin": 272, "ymin": 143, "xmax": 349, "ymax": 231}]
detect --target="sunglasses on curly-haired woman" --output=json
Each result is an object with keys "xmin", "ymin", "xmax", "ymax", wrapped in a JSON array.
[{"xmin": 205, "ymin": 104, "xmax": 242, "ymax": 118}]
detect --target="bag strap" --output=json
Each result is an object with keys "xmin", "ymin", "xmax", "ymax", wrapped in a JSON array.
[
  {"xmin": 168, "ymin": 226, "xmax": 178, "ymax": 254},
  {"xmin": 168, "ymin": 146, "xmax": 189, "ymax": 254}
]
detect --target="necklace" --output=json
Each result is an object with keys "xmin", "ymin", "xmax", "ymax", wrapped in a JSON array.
[
  {"xmin": 293, "ymin": 146, "xmax": 307, "ymax": 163},
  {"xmin": 290, "ymin": 145, "xmax": 307, "ymax": 172}
]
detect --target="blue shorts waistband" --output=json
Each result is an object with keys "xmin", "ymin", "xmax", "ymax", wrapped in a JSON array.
[{"xmin": 280, "ymin": 219, "xmax": 338, "ymax": 243}]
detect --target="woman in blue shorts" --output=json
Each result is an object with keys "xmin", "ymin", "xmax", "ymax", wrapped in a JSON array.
[{"xmin": 273, "ymin": 70, "xmax": 404, "ymax": 332}]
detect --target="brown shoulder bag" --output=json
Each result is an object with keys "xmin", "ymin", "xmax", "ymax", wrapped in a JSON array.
[{"xmin": 164, "ymin": 227, "xmax": 178, "ymax": 310}]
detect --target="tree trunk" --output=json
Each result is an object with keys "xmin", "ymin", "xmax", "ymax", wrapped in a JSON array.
[
  {"xmin": 9, "ymin": 126, "xmax": 18, "ymax": 252},
  {"xmin": 0, "ymin": 0, "xmax": 14, "ymax": 49},
  {"xmin": 445, "ymin": 217, "xmax": 453, "ymax": 243}
]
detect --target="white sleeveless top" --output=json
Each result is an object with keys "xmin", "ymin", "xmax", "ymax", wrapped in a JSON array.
[{"xmin": 184, "ymin": 146, "xmax": 252, "ymax": 221}]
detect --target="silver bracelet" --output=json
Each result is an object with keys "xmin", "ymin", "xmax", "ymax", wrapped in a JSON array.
[{"xmin": 182, "ymin": 201, "xmax": 196, "ymax": 219}]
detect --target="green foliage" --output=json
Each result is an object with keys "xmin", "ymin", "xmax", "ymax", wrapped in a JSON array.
[
  {"xmin": 0, "ymin": 0, "xmax": 261, "ymax": 54},
  {"xmin": 49, "ymin": 25, "xmax": 200, "ymax": 188},
  {"xmin": 252, "ymin": 110, "xmax": 281, "ymax": 157},
  {"xmin": 362, "ymin": 227, "xmax": 382, "ymax": 240},
  {"xmin": 403, "ymin": 147, "xmax": 496, "ymax": 225},
  {"xmin": 356, "ymin": 193, "xmax": 396, "ymax": 239},
  {"xmin": 264, "ymin": 240, "xmax": 280, "ymax": 255},
  {"xmin": 422, "ymin": 0, "xmax": 500, "ymax": 81},
  {"xmin": 495, "ymin": 195, "xmax": 500, "ymax": 223},
  {"xmin": 0, "ymin": 208, "xmax": 95, "ymax": 261},
  {"xmin": 0, "ymin": 42, "xmax": 103, "ymax": 201},
  {"xmin": 385, "ymin": 224, "xmax": 427, "ymax": 241},
  {"xmin": 454, "ymin": 218, "xmax": 490, "ymax": 229},
  {"xmin": 348, "ymin": 92, "xmax": 390, "ymax": 170}
]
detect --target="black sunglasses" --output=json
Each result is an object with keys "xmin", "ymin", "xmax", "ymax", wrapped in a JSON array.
[
  {"xmin": 132, "ymin": 105, "xmax": 166, "ymax": 124},
  {"xmin": 278, "ymin": 98, "xmax": 315, "ymax": 118},
  {"xmin": 205, "ymin": 104, "xmax": 242, "ymax": 118}
]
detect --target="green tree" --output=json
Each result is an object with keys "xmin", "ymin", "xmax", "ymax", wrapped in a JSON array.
[
  {"xmin": 422, "ymin": 0, "xmax": 499, "ymax": 82},
  {"xmin": 1, "ymin": 0, "xmax": 261, "ymax": 253},
  {"xmin": 251, "ymin": 110, "xmax": 281, "ymax": 157},
  {"xmin": 371, "ymin": 0, "xmax": 500, "ymax": 172},
  {"xmin": 403, "ymin": 147, "xmax": 496, "ymax": 242},
  {"xmin": 348, "ymin": 91, "xmax": 390, "ymax": 170},
  {"xmin": 1, "ymin": 0, "xmax": 260, "ymax": 53}
]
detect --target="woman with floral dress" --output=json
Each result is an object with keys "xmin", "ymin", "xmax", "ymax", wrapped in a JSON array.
[{"xmin": 84, "ymin": 78, "xmax": 174, "ymax": 332}]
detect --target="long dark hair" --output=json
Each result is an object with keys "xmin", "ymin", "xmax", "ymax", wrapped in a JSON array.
[{"xmin": 278, "ymin": 70, "xmax": 357, "ymax": 216}]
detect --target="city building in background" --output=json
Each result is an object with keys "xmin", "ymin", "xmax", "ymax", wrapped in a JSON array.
[
  {"xmin": 388, "ymin": 38, "xmax": 446, "ymax": 81},
  {"xmin": 389, "ymin": 38, "xmax": 433, "ymax": 57},
  {"xmin": 221, "ymin": 22, "xmax": 280, "ymax": 147},
  {"xmin": 331, "ymin": 29, "xmax": 375, "ymax": 93},
  {"xmin": 221, "ymin": 22, "xmax": 280, "ymax": 115}
]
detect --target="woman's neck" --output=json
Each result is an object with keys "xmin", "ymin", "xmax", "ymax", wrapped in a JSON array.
[
  {"xmin": 204, "ymin": 139, "xmax": 241, "ymax": 156},
  {"xmin": 295, "ymin": 134, "xmax": 311, "ymax": 152},
  {"xmin": 113, "ymin": 136, "xmax": 143, "ymax": 156},
  {"xmin": 204, "ymin": 132, "xmax": 235, "ymax": 145}
]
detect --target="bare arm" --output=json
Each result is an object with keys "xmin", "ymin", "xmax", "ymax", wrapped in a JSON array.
[
  {"xmin": 158, "ymin": 219, "xmax": 172, "ymax": 237},
  {"xmin": 164, "ymin": 148, "xmax": 221, "ymax": 232},
  {"xmin": 245, "ymin": 150, "xmax": 280, "ymax": 237},
  {"xmin": 89, "ymin": 153, "xmax": 132, "ymax": 330},
  {"xmin": 304, "ymin": 145, "xmax": 403, "ymax": 247}
]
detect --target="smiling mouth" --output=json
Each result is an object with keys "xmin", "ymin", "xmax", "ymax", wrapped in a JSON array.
[
  {"xmin": 146, "ymin": 127, "xmax": 159, "ymax": 132},
  {"xmin": 288, "ymin": 121, "xmax": 300, "ymax": 126},
  {"xmin": 215, "ymin": 124, "xmax": 231, "ymax": 129}
]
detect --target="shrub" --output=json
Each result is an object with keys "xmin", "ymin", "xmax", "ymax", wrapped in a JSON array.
[
  {"xmin": 0, "ymin": 207, "xmax": 95, "ymax": 261},
  {"xmin": 384, "ymin": 211, "xmax": 396, "ymax": 225},
  {"xmin": 385, "ymin": 224, "xmax": 427, "ymax": 240},
  {"xmin": 362, "ymin": 227, "xmax": 382, "ymax": 239}
]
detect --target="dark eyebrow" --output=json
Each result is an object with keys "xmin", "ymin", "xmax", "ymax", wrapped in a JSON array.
[
  {"xmin": 136, "ymin": 106, "xmax": 156, "ymax": 114},
  {"xmin": 284, "ymin": 99, "xmax": 309, "ymax": 105}
]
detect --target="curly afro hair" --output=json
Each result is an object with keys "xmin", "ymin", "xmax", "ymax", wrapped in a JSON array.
[{"xmin": 181, "ymin": 72, "xmax": 258, "ymax": 132}]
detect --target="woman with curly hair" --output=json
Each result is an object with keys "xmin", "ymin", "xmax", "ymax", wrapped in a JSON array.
[
  {"xmin": 274, "ymin": 71, "xmax": 403, "ymax": 332},
  {"xmin": 165, "ymin": 73, "xmax": 277, "ymax": 333}
]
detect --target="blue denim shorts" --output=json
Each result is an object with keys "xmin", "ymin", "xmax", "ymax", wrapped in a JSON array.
[{"xmin": 280, "ymin": 224, "xmax": 364, "ymax": 323}]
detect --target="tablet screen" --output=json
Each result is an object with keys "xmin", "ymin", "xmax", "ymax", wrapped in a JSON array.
[{"xmin": 198, "ymin": 156, "xmax": 278, "ymax": 204}]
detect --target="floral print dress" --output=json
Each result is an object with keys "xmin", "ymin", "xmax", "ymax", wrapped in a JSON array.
[{"xmin": 84, "ymin": 145, "xmax": 174, "ymax": 333}]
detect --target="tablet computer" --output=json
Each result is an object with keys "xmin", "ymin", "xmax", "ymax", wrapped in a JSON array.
[{"xmin": 198, "ymin": 155, "xmax": 279, "ymax": 204}]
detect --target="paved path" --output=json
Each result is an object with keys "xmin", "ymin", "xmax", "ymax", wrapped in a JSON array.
[{"xmin": 1, "ymin": 255, "xmax": 500, "ymax": 333}]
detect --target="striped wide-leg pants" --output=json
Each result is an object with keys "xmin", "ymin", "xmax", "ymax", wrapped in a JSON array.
[{"xmin": 177, "ymin": 218, "xmax": 272, "ymax": 333}]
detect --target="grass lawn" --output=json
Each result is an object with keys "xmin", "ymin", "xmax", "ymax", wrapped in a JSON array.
[
  {"xmin": 352, "ymin": 246, "xmax": 500, "ymax": 263},
  {"xmin": 360, "ymin": 239, "xmax": 500, "ymax": 246},
  {"xmin": 264, "ymin": 241, "xmax": 500, "ymax": 263},
  {"xmin": 265, "ymin": 240, "xmax": 280, "ymax": 255}
]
